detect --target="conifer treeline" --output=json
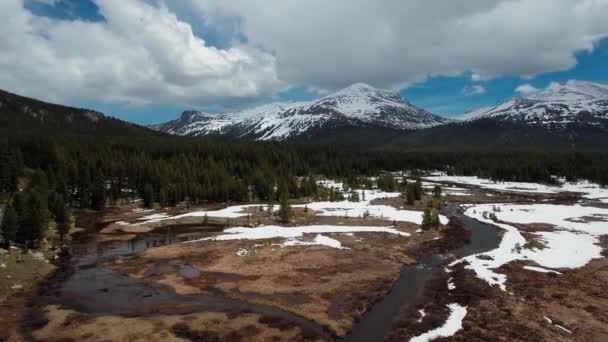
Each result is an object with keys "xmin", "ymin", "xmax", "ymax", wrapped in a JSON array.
[{"xmin": 2, "ymin": 133, "xmax": 608, "ymax": 210}]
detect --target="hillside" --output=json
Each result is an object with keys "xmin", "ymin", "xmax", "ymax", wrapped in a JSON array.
[{"xmin": 0, "ymin": 89, "xmax": 158, "ymax": 137}]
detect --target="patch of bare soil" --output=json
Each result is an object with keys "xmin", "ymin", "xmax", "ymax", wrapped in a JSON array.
[
  {"xmin": 406, "ymin": 217, "xmax": 471, "ymax": 259},
  {"xmin": 31, "ymin": 305, "xmax": 310, "ymax": 342},
  {"xmin": 388, "ymin": 236, "xmax": 608, "ymax": 342},
  {"xmin": 106, "ymin": 229, "xmax": 420, "ymax": 336}
]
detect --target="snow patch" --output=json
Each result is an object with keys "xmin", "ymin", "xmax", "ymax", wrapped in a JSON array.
[
  {"xmin": 410, "ymin": 304, "xmax": 467, "ymax": 342},
  {"xmin": 523, "ymin": 266, "xmax": 562, "ymax": 275},
  {"xmin": 280, "ymin": 234, "xmax": 346, "ymax": 250},
  {"xmin": 452, "ymin": 203, "xmax": 608, "ymax": 290}
]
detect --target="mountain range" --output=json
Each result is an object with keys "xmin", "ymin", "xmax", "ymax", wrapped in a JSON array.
[
  {"xmin": 2, "ymin": 80, "xmax": 608, "ymax": 150},
  {"xmin": 150, "ymin": 83, "xmax": 449, "ymax": 142}
]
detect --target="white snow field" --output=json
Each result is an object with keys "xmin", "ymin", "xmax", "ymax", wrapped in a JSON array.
[
  {"xmin": 200, "ymin": 225, "xmax": 409, "ymax": 242},
  {"xmin": 134, "ymin": 204, "xmax": 262, "ymax": 225},
  {"xmin": 294, "ymin": 188, "xmax": 449, "ymax": 225},
  {"xmin": 451, "ymin": 203, "xmax": 608, "ymax": 290},
  {"xmin": 410, "ymin": 303, "xmax": 468, "ymax": 342},
  {"xmin": 426, "ymin": 175, "xmax": 608, "ymax": 202},
  {"xmin": 188, "ymin": 224, "xmax": 410, "ymax": 251},
  {"xmin": 135, "ymin": 186, "xmax": 445, "ymax": 226}
]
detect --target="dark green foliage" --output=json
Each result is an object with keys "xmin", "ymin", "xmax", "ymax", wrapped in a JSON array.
[
  {"xmin": 299, "ymin": 175, "xmax": 318, "ymax": 198},
  {"xmin": 54, "ymin": 199, "xmax": 71, "ymax": 242},
  {"xmin": 19, "ymin": 191, "xmax": 50, "ymax": 246},
  {"xmin": 376, "ymin": 175, "xmax": 397, "ymax": 192},
  {"xmin": 432, "ymin": 185, "xmax": 442, "ymax": 199},
  {"xmin": 421, "ymin": 209, "xmax": 433, "ymax": 231},
  {"xmin": 405, "ymin": 184, "xmax": 416, "ymax": 206},
  {"xmin": 143, "ymin": 184, "xmax": 154, "ymax": 208},
  {"xmin": 421, "ymin": 208, "xmax": 441, "ymax": 230},
  {"xmin": 278, "ymin": 190, "xmax": 292, "ymax": 224},
  {"xmin": 0, "ymin": 145, "xmax": 23, "ymax": 192},
  {"xmin": 1, "ymin": 203, "xmax": 18, "ymax": 245},
  {"xmin": 0, "ymin": 88, "xmax": 158, "ymax": 137},
  {"xmin": 413, "ymin": 178, "xmax": 423, "ymax": 200}
]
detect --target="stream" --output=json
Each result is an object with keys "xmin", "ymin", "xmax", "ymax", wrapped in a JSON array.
[
  {"xmin": 31, "ymin": 225, "xmax": 332, "ymax": 339},
  {"xmin": 30, "ymin": 205, "xmax": 500, "ymax": 341},
  {"xmin": 341, "ymin": 205, "xmax": 501, "ymax": 342}
]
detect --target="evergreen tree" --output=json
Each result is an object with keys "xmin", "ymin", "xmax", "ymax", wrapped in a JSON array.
[
  {"xmin": 143, "ymin": 184, "xmax": 154, "ymax": 208},
  {"xmin": 421, "ymin": 208, "xmax": 432, "ymax": 231},
  {"xmin": 1, "ymin": 203, "xmax": 18, "ymax": 247},
  {"xmin": 348, "ymin": 190, "xmax": 360, "ymax": 202},
  {"xmin": 22, "ymin": 191, "xmax": 50, "ymax": 246},
  {"xmin": 55, "ymin": 201, "xmax": 72, "ymax": 242},
  {"xmin": 414, "ymin": 178, "xmax": 423, "ymax": 201},
  {"xmin": 91, "ymin": 180, "xmax": 106, "ymax": 211},
  {"xmin": 432, "ymin": 185, "xmax": 442, "ymax": 199},
  {"xmin": 278, "ymin": 191, "xmax": 292, "ymax": 223},
  {"xmin": 406, "ymin": 184, "xmax": 416, "ymax": 205},
  {"xmin": 430, "ymin": 210, "xmax": 441, "ymax": 228}
]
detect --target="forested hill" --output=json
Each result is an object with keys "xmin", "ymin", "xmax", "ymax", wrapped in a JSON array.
[{"xmin": 0, "ymin": 89, "xmax": 158, "ymax": 137}]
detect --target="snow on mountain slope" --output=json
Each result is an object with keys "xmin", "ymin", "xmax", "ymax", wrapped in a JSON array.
[
  {"xmin": 463, "ymin": 81, "xmax": 608, "ymax": 127},
  {"xmin": 151, "ymin": 83, "xmax": 449, "ymax": 141}
]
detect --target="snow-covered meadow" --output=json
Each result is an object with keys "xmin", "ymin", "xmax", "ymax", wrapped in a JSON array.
[
  {"xmin": 426, "ymin": 175, "xmax": 608, "ymax": 202},
  {"xmin": 451, "ymin": 203, "xmax": 608, "ymax": 290},
  {"xmin": 134, "ymin": 182, "xmax": 448, "ymax": 226}
]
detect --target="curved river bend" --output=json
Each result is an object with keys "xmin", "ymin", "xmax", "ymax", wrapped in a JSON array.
[{"xmin": 342, "ymin": 205, "xmax": 501, "ymax": 342}]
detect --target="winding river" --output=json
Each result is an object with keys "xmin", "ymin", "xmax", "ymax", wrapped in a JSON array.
[
  {"xmin": 342, "ymin": 205, "xmax": 501, "ymax": 341},
  {"xmin": 30, "ymin": 205, "xmax": 500, "ymax": 341}
]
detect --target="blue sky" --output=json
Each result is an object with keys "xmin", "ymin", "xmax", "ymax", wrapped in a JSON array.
[{"xmin": 10, "ymin": 0, "xmax": 608, "ymax": 124}]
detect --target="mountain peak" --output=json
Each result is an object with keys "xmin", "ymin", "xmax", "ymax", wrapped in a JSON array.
[
  {"xmin": 180, "ymin": 110, "xmax": 207, "ymax": 120},
  {"xmin": 152, "ymin": 82, "xmax": 448, "ymax": 140},
  {"xmin": 462, "ymin": 80, "xmax": 608, "ymax": 127},
  {"xmin": 529, "ymin": 80, "xmax": 608, "ymax": 102}
]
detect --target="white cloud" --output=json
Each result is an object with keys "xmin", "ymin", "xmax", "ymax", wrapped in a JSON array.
[
  {"xmin": 2, "ymin": 0, "xmax": 608, "ymax": 110},
  {"xmin": 515, "ymin": 84, "xmax": 540, "ymax": 95},
  {"xmin": 462, "ymin": 85, "xmax": 486, "ymax": 96},
  {"xmin": 547, "ymin": 81, "xmax": 563, "ymax": 91},
  {"xmin": 0, "ymin": 0, "xmax": 281, "ymax": 107},
  {"xmin": 187, "ymin": 0, "xmax": 608, "ymax": 92}
]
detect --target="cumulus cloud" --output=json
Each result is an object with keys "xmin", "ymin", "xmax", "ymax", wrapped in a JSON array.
[
  {"xmin": 515, "ymin": 84, "xmax": 540, "ymax": 95},
  {"xmin": 187, "ymin": 0, "xmax": 608, "ymax": 92},
  {"xmin": 2, "ymin": 0, "xmax": 608, "ymax": 110},
  {"xmin": 462, "ymin": 85, "xmax": 487, "ymax": 96},
  {"xmin": 0, "ymin": 0, "xmax": 281, "ymax": 107}
]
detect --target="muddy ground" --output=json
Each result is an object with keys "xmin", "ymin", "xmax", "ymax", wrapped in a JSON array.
[
  {"xmin": 105, "ymin": 229, "xmax": 422, "ymax": 336},
  {"xmin": 0, "ymin": 197, "xmax": 454, "ymax": 341},
  {"xmin": 387, "ymin": 213, "xmax": 608, "ymax": 342},
  {"xmin": 2, "ymin": 186, "xmax": 605, "ymax": 341}
]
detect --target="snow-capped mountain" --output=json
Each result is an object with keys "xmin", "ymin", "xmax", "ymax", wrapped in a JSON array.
[
  {"xmin": 151, "ymin": 83, "xmax": 449, "ymax": 141},
  {"xmin": 463, "ymin": 81, "xmax": 608, "ymax": 128}
]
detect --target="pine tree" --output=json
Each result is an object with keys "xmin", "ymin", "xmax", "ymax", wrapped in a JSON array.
[
  {"xmin": 22, "ymin": 191, "xmax": 50, "ymax": 246},
  {"xmin": 414, "ymin": 178, "xmax": 423, "ymax": 200},
  {"xmin": 55, "ymin": 201, "xmax": 72, "ymax": 242},
  {"xmin": 91, "ymin": 179, "xmax": 106, "ymax": 211},
  {"xmin": 143, "ymin": 184, "xmax": 154, "ymax": 208},
  {"xmin": 432, "ymin": 185, "xmax": 442, "ymax": 199},
  {"xmin": 430, "ymin": 210, "xmax": 441, "ymax": 228},
  {"xmin": 421, "ymin": 208, "xmax": 432, "ymax": 231},
  {"xmin": 278, "ymin": 191, "xmax": 292, "ymax": 223},
  {"xmin": 406, "ymin": 184, "xmax": 416, "ymax": 205},
  {"xmin": 1, "ymin": 203, "xmax": 18, "ymax": 247}
]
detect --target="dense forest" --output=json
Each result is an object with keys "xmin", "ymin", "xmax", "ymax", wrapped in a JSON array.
[{"xmin": 2, "ymin": 130, "xmax": 608, "ymax": 246}]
